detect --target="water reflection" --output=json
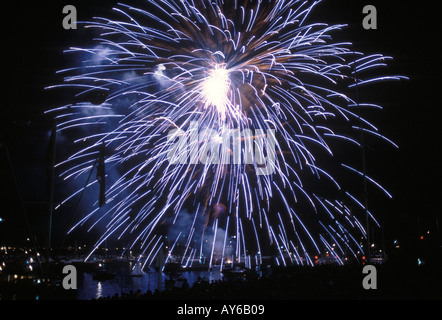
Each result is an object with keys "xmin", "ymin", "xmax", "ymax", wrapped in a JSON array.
[
  {"xmin": 96, "ymin": 281, "xmax": 102, "ymax": 300},
  {"xmin": 76, "ymin": 260, "xmax": 223, "ymax": 300}
]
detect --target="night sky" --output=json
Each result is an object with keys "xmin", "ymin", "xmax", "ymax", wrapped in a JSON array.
[{"xmin": 1, "ymin": 0, "xmax": 441, "ymax": 264}]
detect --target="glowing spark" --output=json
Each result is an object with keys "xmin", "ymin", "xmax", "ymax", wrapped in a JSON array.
[{"xmin": 202, "ymin": 64, "xmax": 231, "ymax": 122}]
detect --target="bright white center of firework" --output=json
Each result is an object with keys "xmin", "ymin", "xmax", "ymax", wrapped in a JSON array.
[{"xmin": 202, "ymin": 65, "xmax": 230, "ymax": 118}]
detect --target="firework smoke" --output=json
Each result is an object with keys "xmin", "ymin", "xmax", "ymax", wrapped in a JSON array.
[{"xmin": 47, "ymin": 0, "xmax": 406, "ymax": 267}]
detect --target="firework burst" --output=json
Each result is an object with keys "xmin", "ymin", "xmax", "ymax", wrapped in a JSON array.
[{"xmin": 47, "ymin": 0, "xmax": 406, "ymax": 268}]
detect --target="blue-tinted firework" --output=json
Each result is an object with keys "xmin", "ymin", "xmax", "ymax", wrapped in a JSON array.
[{"xmin": 47, "ymin": 0, "xmax": 405, "ymax": 268}]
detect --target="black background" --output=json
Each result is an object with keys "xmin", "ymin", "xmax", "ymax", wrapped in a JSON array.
[{"xmin": 1, "ymin": 0, "xmax": 441, "ymax": 272}]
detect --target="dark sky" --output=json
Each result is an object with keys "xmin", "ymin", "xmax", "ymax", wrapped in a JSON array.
[{"xmin": 1, "ymin": 0, "xmax": 441, "ymax": 260}]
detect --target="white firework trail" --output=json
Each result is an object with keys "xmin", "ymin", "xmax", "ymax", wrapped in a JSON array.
[{"xmin": 46, "ymin": 0, "xmax": 406, "ymax": 268}]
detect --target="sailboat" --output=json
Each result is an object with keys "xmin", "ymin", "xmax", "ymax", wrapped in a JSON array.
[{"xmin": 129, "ymin": 262, "xmax": 143, "ymax": 277}]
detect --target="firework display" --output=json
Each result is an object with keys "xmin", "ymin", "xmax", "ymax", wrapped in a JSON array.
[{"xmin": 46, "ymin": 0, "xmax": 406, "ymax": 269}]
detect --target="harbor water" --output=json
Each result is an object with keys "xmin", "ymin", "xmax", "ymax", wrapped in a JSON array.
[{"xmin": 76, "ymin": 259, "xmax": 224, "ymax": 300}]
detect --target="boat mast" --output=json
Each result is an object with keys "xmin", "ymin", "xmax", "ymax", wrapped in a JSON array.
[
  {"xmin": 352, "ymin": 69, "xmax": 371, "ymax": 260},
  {"xmin": 47, "ymin": 121, "xmax": 57, "ymax": 268}
]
